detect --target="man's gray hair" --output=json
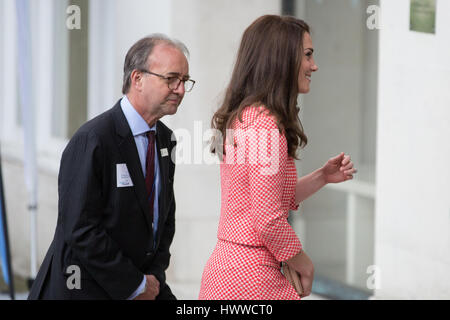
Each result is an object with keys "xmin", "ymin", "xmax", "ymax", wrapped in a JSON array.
[{"xmin": 122, "ymin": 34, "xmax": 189, "ymax": 94}]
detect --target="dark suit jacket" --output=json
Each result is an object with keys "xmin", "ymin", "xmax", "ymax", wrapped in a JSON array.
[{"xmin": 28, "ymin": 100, "xmax": 177, "ymax": 300}]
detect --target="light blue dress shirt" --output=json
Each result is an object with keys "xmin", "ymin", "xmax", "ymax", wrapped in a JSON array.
[{"xmin": 120, "ymin": 96, "xmax": 161, "ymax": 299}]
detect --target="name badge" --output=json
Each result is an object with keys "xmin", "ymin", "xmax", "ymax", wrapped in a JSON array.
[
  {"xmin": 160, "ymin": 148, "xmax": 169, "ymax": 157},
  {"xmin": 116, "ymin": 163, "xmax": 134, "ymax": 187}
]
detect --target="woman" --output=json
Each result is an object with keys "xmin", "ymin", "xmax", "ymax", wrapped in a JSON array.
[{"xmin": 199, "ymin": 15, "xmax": 356, "ymax": 300}]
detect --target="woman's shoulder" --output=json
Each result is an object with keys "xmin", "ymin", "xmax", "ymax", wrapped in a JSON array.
[{"xmin": 239, "ymin": 104, "xmax": 279, "ymax": 130}]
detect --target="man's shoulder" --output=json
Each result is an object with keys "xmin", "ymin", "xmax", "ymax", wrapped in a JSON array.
[
  {"xmin": 156, "ymin": 120, "xmax": 175, "ymax": 142},
  {"xmin": 156, "ymin": 119, "xmax": 173, "ymax": 134},
  {"xmin": 71, "ymin": 102, "xmax": 121, "ymax": 141}
]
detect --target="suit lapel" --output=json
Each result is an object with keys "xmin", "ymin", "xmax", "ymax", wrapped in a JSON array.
[{"xmin": 112, "ymin": 103, "xmax": 153, "ymax": 232}]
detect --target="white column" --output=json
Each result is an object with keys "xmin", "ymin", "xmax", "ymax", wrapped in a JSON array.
[
  {"xmin": 88, "ymin": 0, "xmax": 117, "ymax": 119},
  {"xmin": 35, "ymin": 0, "xmax": 54, "ymax": 158},
  {"xmin": 2, "ymin": 0, "xmax": 19, "ymax": 144}
]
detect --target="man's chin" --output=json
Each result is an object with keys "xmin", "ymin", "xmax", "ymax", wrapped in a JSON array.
[{"xmin": 166, "ymin": 104, "xmax": 179, "ymax": 115}]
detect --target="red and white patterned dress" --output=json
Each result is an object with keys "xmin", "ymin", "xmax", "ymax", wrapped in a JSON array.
[{"xmin": 199, "ymin": 106, "xmax": 302, "ymax": 300}]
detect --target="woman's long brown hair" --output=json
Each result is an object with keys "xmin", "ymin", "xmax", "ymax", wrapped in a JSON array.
[{"xmin": 211, "ymin": 15, "xmax": 309, "ymax": 159}]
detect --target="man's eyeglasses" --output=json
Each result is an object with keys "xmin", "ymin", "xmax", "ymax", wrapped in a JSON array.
[{"xmin": 139, "ymin": 69, "xmax": 195, "ymax": 92}]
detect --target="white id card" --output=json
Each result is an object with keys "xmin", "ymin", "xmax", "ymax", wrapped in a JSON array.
[
  {"xmin": 116, "ymin": 163, "xmax": 134, "ymax": 187},
  {"xmin": 160, "ymin": 148, "xmax": 169, "ymax": 157}
]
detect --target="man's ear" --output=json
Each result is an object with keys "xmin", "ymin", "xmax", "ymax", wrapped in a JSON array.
[{"xmin": 130, "ymin": 69, "xmax": 143, "ymax": 92}]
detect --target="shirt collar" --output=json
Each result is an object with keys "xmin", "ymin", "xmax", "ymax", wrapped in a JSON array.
[{"xmin": 120, "ymin": 95, "xmax": 157, "ymax": 136}]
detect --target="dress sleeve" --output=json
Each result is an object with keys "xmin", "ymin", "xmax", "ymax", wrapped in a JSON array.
[
  {"xmin": 289, "ymin": 187, "xmax": 300, "ymax": 211},
  {"xmin": 247, "ymin": 114, "xmax": 302, "ymax": 262}
]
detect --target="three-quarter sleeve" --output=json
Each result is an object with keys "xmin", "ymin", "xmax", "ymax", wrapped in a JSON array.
[
  {"xmin": 289, "ymin": 187, "xmax": 300, "ymax": 211},
  {"xmin": 247, "ymin": 113, "xmax": 302, "ymax": 262}
]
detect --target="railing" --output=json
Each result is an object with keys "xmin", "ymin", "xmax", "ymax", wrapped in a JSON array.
[{"xmin": 325, "ymin": 176, "xmax": 375, "ymax": 286}]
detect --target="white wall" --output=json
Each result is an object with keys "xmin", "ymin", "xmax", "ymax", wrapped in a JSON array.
[
  {"xmin": 375, "ymin": 0, "xmax": 450, "ymax": 299},
  {"xmin": 113, "ymin": 0, "xmax": 172, "ymax": 103}
]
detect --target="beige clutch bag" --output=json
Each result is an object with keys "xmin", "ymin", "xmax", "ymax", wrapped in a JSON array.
[{"xmin": 282, "ymin": 262, "xmax": 303, "ymax": 297}]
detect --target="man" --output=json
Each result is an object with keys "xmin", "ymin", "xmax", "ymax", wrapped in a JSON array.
[{"xmin": 28, "ymin": 34, "xmax": 195, "ymax": 300}]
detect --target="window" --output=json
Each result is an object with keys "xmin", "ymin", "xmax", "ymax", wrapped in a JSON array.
[
  {"xmin": 1, "ymin": 0, "xmax": 91, "ymax": 171},
  {"xmin": 52, "ymin": 0, "xmax": 89, "ymax": 139}
]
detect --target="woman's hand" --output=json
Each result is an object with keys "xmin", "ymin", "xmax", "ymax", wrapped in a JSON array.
[
  {"xmin": 294, "ymin": 152, "xmax": 357, "ymax": 204},
  {"xmin": 286, "ymin": 250, "xmax": 314, "ymax": 298},
  {"xmin": 322, "ymin": 152, "xmax": 357, "ymax": 184}
]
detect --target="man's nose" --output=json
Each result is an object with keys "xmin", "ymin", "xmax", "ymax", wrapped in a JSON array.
[{"xmin": 173, "ymin": 81, "xmax": 185, "ymax": 95}]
